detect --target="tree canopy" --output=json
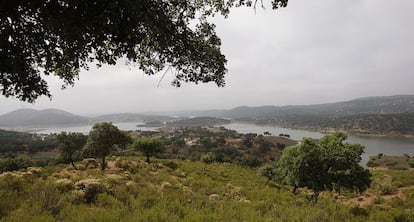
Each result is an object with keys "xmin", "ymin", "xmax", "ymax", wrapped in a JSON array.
[
  {"xmin": 275, "ymin": 132, "xmax": 372, "ymax": 202},
  {"xmin": 0, "ymin": 0, "xmax": 288, "ymax": 102},
  {"xmin": 132, "ymin": 137, "xmax": 165, "ymax": 163},
  {"xmin": 86, "ymin": 122, "xmax": 131, "ymax": 170},
  {"xmin": 56, "ymin": 132, "xmax": 87, "ymax": 169}
]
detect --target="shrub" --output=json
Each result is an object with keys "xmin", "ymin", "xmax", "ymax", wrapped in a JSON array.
[
  {"xmin": 114, "ymin": 158, "xmax": 138, "ymax": 173},
  {"xmin": 81, "ymin": 158, "xmax": 98, "ymax": 169},
  {"xmin": 0, "ymin": 157, "xmax": 32, "ymax": 173},
  {"xmin": 164, "ymin": 161, "xmax": 178, "ymax": 170},
  {"xmin": 386, "ymin": 161, "xmax": 398, "ymax": 167},
  {"xmin": 366, "ymin": 160, "xmax": 380, "ymax": 167},
  {"xmin": 55, "ymin": 179, "xmax": 74, "ymax": 192},
  {"xmin": 75, "ymin": 179, "xmax": 108, "ymax": 203},
  {"xmin": 29, "ymin": 180, "xmax": 63, "ymax": 216},
  {"xmin": 349, "ymin": 206, "xmax": 369, "ymax": 217},
  {"xmin": 201, "ymin": 152, "xmax": 216, "ymax": 164},
  {"xmin": 375, "ymin": 175, "xmax": 396, "ymax": 195},
  {"xmin": 408, "ymin": 160, "xmax": 414, "ymax": 168}
]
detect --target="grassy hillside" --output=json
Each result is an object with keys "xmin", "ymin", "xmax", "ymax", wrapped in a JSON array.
[{"xmin": 0, "ymin": 158, "xmax": 413, "ymax": 221}]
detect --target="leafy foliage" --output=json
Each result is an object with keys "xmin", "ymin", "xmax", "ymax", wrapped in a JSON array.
[
  {"xmin": 275, "ymin": 132, "xmax": 372, "ymax": 201},
  {"xmin": 0, "ymin": 0, "xmax": 288, "ymax": 102},
  {"xmin": 0, "ymin": 156, "xmax": 31, "ymax": 173}
]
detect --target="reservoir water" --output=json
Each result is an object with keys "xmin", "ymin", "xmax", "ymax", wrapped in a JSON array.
[
  {"xmin": 32, "ymin": 122, "xmax": 414, "ymax": 166},
  {"xmin": 223, "ymin": 123, "xmax": 414, "ymax": 165}
]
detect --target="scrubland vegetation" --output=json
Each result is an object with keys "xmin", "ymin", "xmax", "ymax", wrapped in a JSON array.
[
  {"xmin": 367, "ymin": 154, "xmax": 414, "ymax": 170},
  {"xmin": 1, "ymin": 124, "xmax": 414, "ymax": 221},
  {"xmin": 0, "ymin": 158, "xmax": 413, "ymax": 221}
]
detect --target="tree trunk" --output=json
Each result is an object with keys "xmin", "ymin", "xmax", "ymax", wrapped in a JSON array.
[
  {"xmin": 71, "ymin": 161, "xmax": 78, "ymax": 170},
  {"xmin": 101, "ymin": 155, "xmax": 106, "ymax": 170},
  {"xmin": 146, "ymin": 153, "xmax": 150, "ymax": 163},
  {"xmin": 69, "ymin": 153, "xmax": 77, "ymax": 170},
  {"xmin": 292, "ymin": 185, "xmax": 298, "ymax": 195},
  {"xmin": 310, "ymin": 191, "xmax": 320, "ymax": 203}
]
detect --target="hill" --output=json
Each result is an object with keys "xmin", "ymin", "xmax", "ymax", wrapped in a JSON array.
[
  {"xmin": 251, "ymin": 113, "xmax": 414, "ymax": 136},
  {"xmin": 165, "ymin": 117, "xmax": 230, "ymax": 127},
  {"xmin": 0, "ymin": 109, "xmax": 90, "ymax": 127},
  {"xmin": 173, "ymin": 95, "xmax": 414, "ymax": 135},
  {"xmin": 94, "ymin": 113, "xmax": 175, "ymax": 123},
  {"xmin": 176, "ymin": 95, "xmax": 414, "ymax": 119}
]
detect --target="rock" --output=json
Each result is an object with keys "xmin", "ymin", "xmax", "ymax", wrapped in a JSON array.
[{"xmin": 209, "ymin": 194, "xmax": 220, "ymax": 201}]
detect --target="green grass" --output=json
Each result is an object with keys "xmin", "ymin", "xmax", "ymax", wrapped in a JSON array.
[
  {"xmin": 367, "ymin": 155, "xmax": 413, "ymax": 169},
  {"xmin": 1, "ymin": 157, "xmax": 414, "ymax": 221}
]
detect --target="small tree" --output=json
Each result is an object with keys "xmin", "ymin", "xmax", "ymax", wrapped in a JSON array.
[
  {"xmin": 56, "ymin": 132, "xmax": 87, "ymax": 169},
  {"xmin": 275, "ymin": 132, "xmax": 371, "ymax": 202},
  {"xmin": 86, "ymin": 122, "xmax": 131, "ymax": 170},
  {"xmin": 132, "ymin": 137, "xmax": 165, "ymax": 163}
]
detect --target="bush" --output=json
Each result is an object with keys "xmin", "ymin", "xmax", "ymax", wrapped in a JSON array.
[
  {"xmin": 349, "ymin": 206, "xmax": 369, "ymax": 217},
  {"xmin": 114, "ymin": 158, "xmax": 138, "ymax": 173},
  {"xmin": 201, "ymin": 152, "xmax": 216, "ymax": 164},
  {"xmin": 75, "ymin": 179, "xmax": 108, "ymax": 203},
  {"xmin": 386, "ymin": 161, "xmax": 398, "ymax": 167},
  {"xmin": 81, "ymin": 158, "xmax": 98, "ymax": 169},
  {"xmin": 375, "ymin": 175, "xmax": 396, "ymax": 195},
  {"xmin": 0, "ymin": 157, "xmax": 32, "ymax": 173},
  {"xmin": 164, "ymin": 161, "xmax": 178, "ymax": 170},
  {"xmin": 408, "ymin": 160, "xmax": 414, "ymax": 168},
  {"xmin": 366, "ymin": 160, "xmax": 380, "ymax": 167}
]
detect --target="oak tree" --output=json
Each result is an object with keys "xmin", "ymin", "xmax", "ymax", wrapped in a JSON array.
[
  {"xmin": 56, "ymin": 132, "xmax": 87, "ymax": 169},
  {"xmin": 132, "ymin": 137, "xmax": 165, "ymax": 163},
  {"xmin": 86, "ymin": 122, "xmax": 131, "ymax": 170},
  {"xmin": 275, "ymin": 132, "xmax": 371, "ymax": 202}
]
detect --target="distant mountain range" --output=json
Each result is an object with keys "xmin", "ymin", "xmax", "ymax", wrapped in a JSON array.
[
  {"xmin": 1, "ymin": 95, "xmax": 414, "ymax": 135},
  {"xmin": 0, "ymin": 109, "xmax": 89, "ymax": 127},
  {"xmin": 0, "ymin": 109, "xmax": 174, "ymax": 127}
]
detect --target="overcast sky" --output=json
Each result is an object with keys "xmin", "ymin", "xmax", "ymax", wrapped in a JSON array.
[{"xmin": 1, "ymin": 0, "xmax": 414, "ymax": 116}]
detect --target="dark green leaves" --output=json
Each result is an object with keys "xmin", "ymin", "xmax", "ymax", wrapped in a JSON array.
[
  {"xmin": 0, "ymin": 0, "xmax": 288, "ymax": 102},
  {"xmin": 275, "ymin": 132, "xmax": 372, "ymax": 201}
]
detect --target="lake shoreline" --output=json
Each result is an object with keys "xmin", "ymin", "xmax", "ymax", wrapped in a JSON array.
[{"xmin": 237, "ymin": 121, "xmax": 414, "ymax": 139}]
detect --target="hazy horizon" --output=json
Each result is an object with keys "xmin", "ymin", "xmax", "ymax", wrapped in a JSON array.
[
  {"xmin": 1, "ymin": 94, "xmax": 413, "ymax": 117},
  {"xmin": 2, "ymin": 0, "xmax": 414, "ymax": 116}
]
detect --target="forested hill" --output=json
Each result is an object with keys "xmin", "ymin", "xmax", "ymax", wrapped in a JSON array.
[
  {"xmin": 263, "ymin": 113, "xmax": 414, "ymax": 135},
  {"xmin": 166, "ymin": 117, "xmax": 230, "ymax": 127},
  {"xmin": 0, "ymin": 109, "xmax": 89, "ymax": 127},
  {"xmin": 175, "ymin": 95, "xmax": 414, "ymax": 118},
  {"xmin": 169, "ymin": 95, "xmax": 414, "ymax": 136}
]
